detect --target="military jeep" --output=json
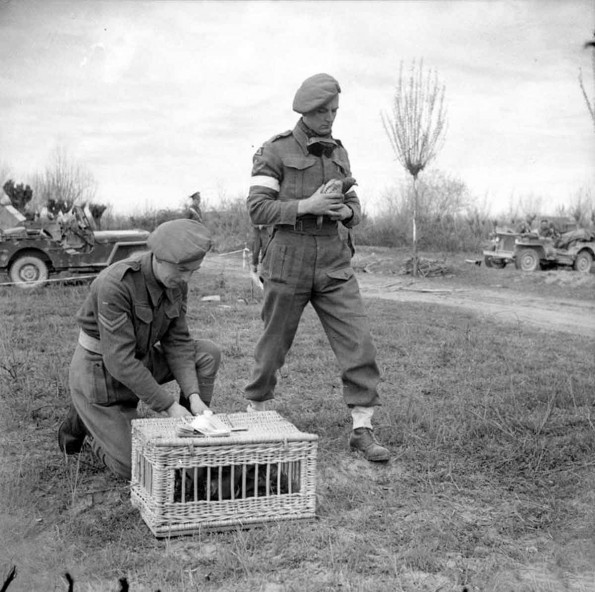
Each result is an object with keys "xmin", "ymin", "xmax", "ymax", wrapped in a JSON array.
[
  {"xmin": 0, "ymin": 205, "xmax": 149, "ymax": 288},
  {"xmin": 482, "ymin": 218, "xmax": 595, "ymax": 273},
  {"xmin": 482, "ymin": 228, "xmax": 520, "ymax": 268},
  {"xmin": 514, "ymin": 230, "xmax": 595, "ymax": 273}
]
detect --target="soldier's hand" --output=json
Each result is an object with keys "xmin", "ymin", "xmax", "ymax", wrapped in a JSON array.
[
  {"xmin": 328, "ymin": 204, "xmax": 353, "ymax": 221},
  {"xmin": 165, "ymin": 401, "xmax": 192, "ymax": 418},
  {"xmin": 298, "ymin": 184, "xmax": 343, "ymax": 216},
  {"xmin": 188, "ymin": 393, "xmax": 209, "ymax": 415}
]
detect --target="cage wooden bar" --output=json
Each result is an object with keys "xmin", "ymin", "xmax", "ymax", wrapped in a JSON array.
[{"xmin": 130, "ymin": 411, "xmax": 318, "ymax": 538}]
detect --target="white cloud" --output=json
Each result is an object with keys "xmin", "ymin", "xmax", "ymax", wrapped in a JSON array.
[{"xmin": 0, "ymin": 0, "xmax": 593, "ymax": 216}]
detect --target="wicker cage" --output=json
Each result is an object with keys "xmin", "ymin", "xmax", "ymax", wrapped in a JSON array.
[{"xmin": 130, "ymin": 411, "xmax": 318, "ymax": 537}]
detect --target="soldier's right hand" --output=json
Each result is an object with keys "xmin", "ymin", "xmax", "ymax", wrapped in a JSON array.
[
  {"xmin": 165, "ymin": 401, "xmax": 192, "ymax": 418},
  {"xmin": 298, "ymin": 184, "xmax": 344, "ymax": 216}
]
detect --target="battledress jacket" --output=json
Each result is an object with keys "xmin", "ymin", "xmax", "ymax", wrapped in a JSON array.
[
  {"xmin": 247, "ymin": 121, "xmax": 362, "ymax": 227},
  {"xmin": 75, "ymin": 252, "xmax": 199, "ymax": 411}
]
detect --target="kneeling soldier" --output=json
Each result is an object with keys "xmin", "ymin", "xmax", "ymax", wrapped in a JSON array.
[{"xmin": 58, "ymin": 219, "xmax": 221, "ymax": 480}]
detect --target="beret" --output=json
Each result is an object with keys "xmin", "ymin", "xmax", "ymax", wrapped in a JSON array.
[
  {"xmin": 147, "ymin": 219, "xmax": 212, "ymax": 264},
  {"xmin": 292, "ymin": 73, "xmax": 341, "ymax": 114}
]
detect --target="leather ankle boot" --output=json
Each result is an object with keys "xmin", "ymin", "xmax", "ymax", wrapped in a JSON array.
[
  {"xmin": 349, "ymin": 427, "xmax": 390, "ymax": 462},
  {"xmin": 58, "ymin": 405, "xmax": 88, "ymax": 455}
]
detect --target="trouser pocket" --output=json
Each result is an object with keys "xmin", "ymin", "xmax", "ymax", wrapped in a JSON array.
[{"xmin": 78, "ymin": 350, "xmax": 137, "ymax": 406}]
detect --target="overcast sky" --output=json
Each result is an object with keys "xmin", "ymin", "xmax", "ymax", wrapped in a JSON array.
[{"xmin": 1, "ymin": 0, "xmax": 594, "ymax": 217}]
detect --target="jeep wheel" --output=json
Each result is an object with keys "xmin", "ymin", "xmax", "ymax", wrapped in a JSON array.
[
  {"xmin": 9, "ymin": 255, "xmax": 49, "ymax": 289},
  {"xmin": 492, "ymin": 259, "xmax": 506, "ymax": 269},
  {"xmin": 484, "ymin": 256, "xmax": 493, "ymax": 268},
  {"xmin": 573, "ymin": 251, "xmax": 593, "ymax": 273},
  {"xmin": 515, "ymin": 248, "xmax": 541, "ymax": 272}
]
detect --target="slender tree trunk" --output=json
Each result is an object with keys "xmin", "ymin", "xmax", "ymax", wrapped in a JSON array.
[
  {"xmin": 412, "ymin": 174, "xmax": 419, "ymax": 277},
  {"xmin": 381, "ymin": 60, "xmax": 447, "ymax": 274}
]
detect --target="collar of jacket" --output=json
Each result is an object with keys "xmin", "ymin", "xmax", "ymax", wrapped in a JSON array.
[
  {"xmin": 141, "ymin": 253, "xmax": 178, "ymax": 306},
  {"xmin": 292, "ymin": 121, "xmax": 312, "ymax": 155},
  {"xmin": 293, "ymin": 120, "xmax": 340, "ymax": 156}
]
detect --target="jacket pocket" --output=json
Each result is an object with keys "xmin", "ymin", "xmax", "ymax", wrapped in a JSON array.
[
  {"xmin": 134, "ymin": 304, "xmax": 152, "ymax": 355},
  {"xmin": 281, "ymin": 155, "xmax": 317, "ymax": 198},
  {"xmin": 135, "ymin": 304, "xmax": 153, "ymax": 323},
  {"xmin": 330, "ymin": 154, "xmax": 349, "ymax": 178},
  {"xmin": 153, "ymin": 299, "xmax": 181, "ymax": 343},
  {"xmin": 164, "ymin": 300, "xmax": 181, "ymax": 320}
]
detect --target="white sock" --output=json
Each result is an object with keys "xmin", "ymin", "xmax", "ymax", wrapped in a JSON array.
[{"xmin": 351, "ymin": 406, "xmax": 374, "ymax": 430}]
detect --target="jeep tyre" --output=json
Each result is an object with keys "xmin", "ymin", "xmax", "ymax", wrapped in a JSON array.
[
  {"xmin": 515, "ymin": 248, "xmax": 541, "ymax": 272},
  {"xmin": 10, "ymin": 255, "xmax": 49, "ymax": 288},
  {"xmin": 573, "ymin": 251, "xmax": 593, "ymax": 274}
]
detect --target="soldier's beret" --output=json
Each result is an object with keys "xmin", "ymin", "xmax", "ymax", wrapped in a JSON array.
[
  {"xmin": 292, "ymin": 73, "xmax": 341, "ymax": 114},
  {"xmin": 147, "ymin": 219, "xmax": 212, "ymax": 264}
]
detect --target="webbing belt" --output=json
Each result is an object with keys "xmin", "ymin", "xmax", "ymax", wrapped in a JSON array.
[
  {"xmin": 78, "ymin": 330, "xmax": 102, "ymax": 354},
  {"xmin": 277, "ymin": 217, "xmax": 338, "ymax": 236}
]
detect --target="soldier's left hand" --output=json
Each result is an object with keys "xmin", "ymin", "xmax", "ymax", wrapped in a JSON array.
[
  {"xmin": 189, "ymin": 393, "xmax": 210, "ymax": 415},
  {"xmin": 165, "ymin": 401, "xmax": 192, "ymax": 418},
  {"xmin": 328, "ymin": 204, "xmax": 353, "ymax": 221}
]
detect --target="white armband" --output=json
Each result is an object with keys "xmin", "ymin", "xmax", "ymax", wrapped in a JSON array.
[{"xmin": 250, "ymin": 175, "xmax": 280, "ymax": 192}]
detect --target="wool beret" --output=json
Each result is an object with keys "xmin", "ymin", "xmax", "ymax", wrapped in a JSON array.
[
  {"xmin": 292, "ymin": 73, "xmax": 341, "ymax": 114},
  {"xmin": 147, "ymin": 219, "xmax": 212, "ymax": 264}
]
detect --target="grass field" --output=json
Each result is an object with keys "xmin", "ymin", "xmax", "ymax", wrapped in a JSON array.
[{"xmin": 1, "ymin": 251, "xmax": 594, "ymax": 592}]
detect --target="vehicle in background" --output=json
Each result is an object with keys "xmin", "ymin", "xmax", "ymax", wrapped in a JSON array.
[
  {"xmin": 0, "ymin": 204, "xmax": 149, "ymax": 288},
  {"xmin": 482, "ymin": 217, "xmax": 595, "ymax": 273},
  {"xmin": 514, "ymin": 229, "xmax": 594, "ymax": 273},
  {"xmin": 482, "ymin": 229, "xmax": 519, "ymax": 268}
]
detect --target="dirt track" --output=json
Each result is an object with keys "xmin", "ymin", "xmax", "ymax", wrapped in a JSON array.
[
  {"xmin": 207, "ymin": 253, "xmax": 595, "ymax": 338},
  {"xmin": 357, "ymin": 273, "xmax": 595, "ymax": 338}
]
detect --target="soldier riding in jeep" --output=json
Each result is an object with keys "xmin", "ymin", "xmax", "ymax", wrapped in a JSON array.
[
  {"xmin": 0, "ymin": 201, "xmax": 149, "ymax": 288},
  {"xmin": 483, "ymin": 217, "xmax": 595, "ymax": 273}
]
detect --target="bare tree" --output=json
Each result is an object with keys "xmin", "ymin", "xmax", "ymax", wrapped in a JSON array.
[
  {"xmin": 382, "ymin": 60, "xmax": 447, "ymax": 276},
  {"xmin": 518, "ymin": 193, "xmax": 543, "ymax": 224},
  {"xmin": 31, "ymin": 146, "xmax": 97, "ymax": 214},
  {"xmin": 579, "ymin": 32, "xmax": 595, "ymax": 131},
  {"xmin": 567, "ymin": 186, "xmax": 594, "ymax": 227},
  {"xmin": 414, "ymin": 170, "xmax": 469, "ymax": 221}
]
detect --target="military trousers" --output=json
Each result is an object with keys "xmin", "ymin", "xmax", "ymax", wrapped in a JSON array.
[
  {"xmin": 69, "ymin": 339, "xmax": 221, "ymax": 480},
  {"xmin": 245, "ymin": 228, "xmax": 381, "ymax": 408}
]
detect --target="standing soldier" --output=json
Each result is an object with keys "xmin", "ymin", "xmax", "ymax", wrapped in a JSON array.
[
  {"xmin": 188, "ymin": 191, "xmax": 203, "ymax": 222},
  {"xmin": 244, "ymin": 73, "xmax": 390, "ymax": 462},
  {"xmin": 58, "ymin": 219, "xmax": 221, "ymax": 480}
]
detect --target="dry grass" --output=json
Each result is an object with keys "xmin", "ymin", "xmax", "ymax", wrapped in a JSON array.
[{"xmin": 0, "ymin": 251, "xmax": 594, "ymax": 591}]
